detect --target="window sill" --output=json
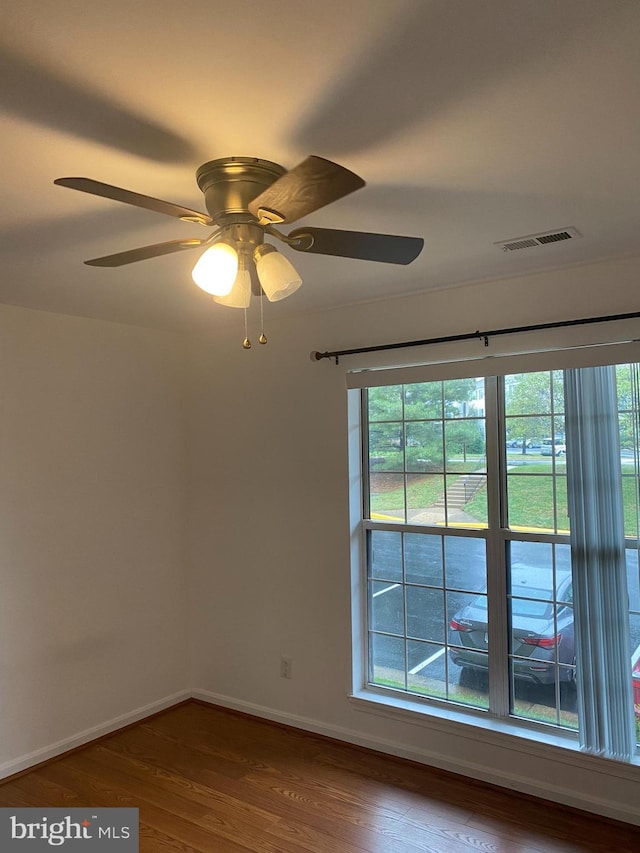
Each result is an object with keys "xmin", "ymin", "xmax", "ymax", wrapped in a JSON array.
[{"xmin": 350, "ymin": 687, "xmax": 640, "ymax": 780}]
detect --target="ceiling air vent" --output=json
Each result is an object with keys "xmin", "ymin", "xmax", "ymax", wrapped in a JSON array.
[{"xmin": 495, "ymin": 227, "xmax": 582, "ymax": 252}]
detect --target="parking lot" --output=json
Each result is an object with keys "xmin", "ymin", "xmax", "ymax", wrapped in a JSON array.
[{"xmin": 369, "ymin": 533, "xmax": 640, "ymax": 727}]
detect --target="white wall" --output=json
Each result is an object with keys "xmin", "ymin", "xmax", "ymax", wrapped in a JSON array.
[
  {"xmin": 0, "ymin": 305, "xmax": 189, "ymax": 772},
  {"xmin": 1, "ymin": 255, "xmax": 639, "ymax": 819},
  {"xmin": 188, "ymin": 255, "xmax": 640, "ymax": 823}
]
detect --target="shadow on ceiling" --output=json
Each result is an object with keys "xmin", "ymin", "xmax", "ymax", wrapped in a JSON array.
[
  {"xmin": 292, "ymin": 0, "xmax": 612, "ymax": 157},
  {"xmin": 0, "ymin": 207, "xmax": 203, "ymax": 257},
  {"xmin": 0, "ymin": 44, "xmax": 197, "ymax": 163}
]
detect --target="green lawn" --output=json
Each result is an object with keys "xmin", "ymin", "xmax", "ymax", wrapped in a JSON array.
[
  {"xmin": 371, "ymin": 458, "xmax": 640, "ymax": 535},
  {"xmin": 468, "ymin": 462, "xmax": 640, "ymax": 534},
  {"xmin": 370, "ymin": 474, "xmax": 443, "ymax": 512},
  {"xmin": 370, "ymin": 460, "xmax": 483, "ymax": 514}
]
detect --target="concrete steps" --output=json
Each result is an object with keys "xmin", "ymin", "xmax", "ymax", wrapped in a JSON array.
[{"xmin": 435, "ymin": 473, "xmax": 486, "ymax": 508}]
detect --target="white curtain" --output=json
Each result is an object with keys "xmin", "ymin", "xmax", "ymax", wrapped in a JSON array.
[{"xmin": 564, "ymin": 366, "xmax": 636, "ymax": 760}]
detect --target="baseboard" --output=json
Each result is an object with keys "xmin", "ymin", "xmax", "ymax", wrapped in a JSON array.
[
  {"xmin": 3, "ymin": 686, "xmax": 638, "ymax": 828},
  {"xmin": 192, "ymin": 688, "xmax": 640, "ymax": 827},
  {"xmin": 0, "ymin": 690, "xmax": 191, "ymax": 781}
]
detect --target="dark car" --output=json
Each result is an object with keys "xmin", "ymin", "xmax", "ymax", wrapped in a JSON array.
[{"xmin": 449, "ymin": 565, "xmax": 574, "ymax": 685}]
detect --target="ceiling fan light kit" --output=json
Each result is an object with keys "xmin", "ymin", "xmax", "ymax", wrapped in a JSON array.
[
  {"xmin": 253, "ymin": 243, "xmax": 302, "ymax": 302},
  {"xmin": 191, "ymin": 240, "xmax": 238, "ymax": 296},
  {"xmin": 55, "ymin": 155, "xmax": 424, "ymax": 346}
]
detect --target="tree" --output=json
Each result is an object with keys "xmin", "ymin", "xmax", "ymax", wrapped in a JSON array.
[
  {"xmin": 368, "ymin": 379, "xmax": 483, "ymax": 469},
  {"xmin": 504, "ymin": 370, "xmax": 564, "ymax": 454}
]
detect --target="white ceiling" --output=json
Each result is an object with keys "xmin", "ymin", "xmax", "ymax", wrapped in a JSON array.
[{"xmin": 1, "ymin": 0, "xmax": 639, "ymax": 332}]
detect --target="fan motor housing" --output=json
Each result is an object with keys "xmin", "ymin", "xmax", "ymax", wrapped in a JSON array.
[{"xmin": 196, "ymin": 157, "xmax": 285, "ymax": 223}]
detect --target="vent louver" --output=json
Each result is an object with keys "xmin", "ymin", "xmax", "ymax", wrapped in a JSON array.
[{"xmin": 496, "ymin": 227, "xmax": 581, "ymax": 252}]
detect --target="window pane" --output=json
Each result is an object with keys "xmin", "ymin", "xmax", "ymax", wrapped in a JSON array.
[
  {"xmin": 552, "ymin": 370, "xmax": 565, "ymax": 412},
  {"xmin": 509, "ymin": 540, "xmax": 553, "ymax": 598},
  {"xmin": 408, "ymin": 639, "xmax": 487, "ymax": 708},
  {"xmin": 369, "ymin": 633, "xmax": 405, "ymax": 690},
  {"xmin": 407, "ymin": 640, "xmax": 446, "ymax": 697},
  {"xmin": 505, "ymin": 371, "xmax": 553, "ymax": 416},
  {"xmin": 506, "ymin": 415, "xmax": 550, "ymax": 458},
  {"xmin": 369, "ymin": 530, "xmax": 402, "ymax": 581},
  {"xmin": 406, "ymin": 587, "xmax": 444, "ymax": 642},
  {"xmin": 369, "ymin": 473, "xmax": 405, "ymax": 522},
  {"xmin": 447, "ymin": 589, "xmax": 489, "ymax": 706},
  {"xmin": 444, "ymin": 419, "xmax": 486, "ymax": 473},
  {"xmin": 447, "ymin": 590, "xmax": 483, "ymax": 633},
  {"xmin": 505, "ymin": 371, "xmax": 568, "ymax": 537},
  {"xmin": 442, "ymin": 472, "xmax": 487, "ymax": 527},
  {"xmin": 554, "ymin": 477, "xmax": 569, "ymax": 533},
  {"xmin": 622, "ymin": 472, "xmax": 640, "ymax": 538},
  {"xmin": 404, "ymin": 533, "xmax": 443, "ymax": 585},
  {"xmin": 405, "ymin": 422, "xmax": 443, "ymax": 472},
  {"xmin": 369, "ymin": 422, "xmax": 403, "ymax": 472},
  {"xmin": 511, "ymin": 670, "xmax": 577, "ymax": 730},
  {"xmin": 508, "ymin": 474, "xmax": 556, "ymax": 531},
  {"xmin": 404, "ymin": 382, "xmax": 442, "ymax": 420},
  {"xmin": 444, "ymin": 536, "xmax": 486, "ymax": 592},
  {"xmin": 444, "ymin": 378, "xmax": 481, "ymax": 418},
  {"xmin": 452, "ymin": 660, "xmax": 489, "ymax": 709},
  {"xmin": 508, "ymin": 541, "xmax": 576, "ymax": 729},
  {"xmin": 406, "ymin": 473, "xmax": 445, "ymax": 525},
  {"xmin": 369, "ymin": 581, "xmax": 404, "ymax": 635},
  {"xmin": 368, "ymin": 385, "xmax": 403, "ymax": 421}
]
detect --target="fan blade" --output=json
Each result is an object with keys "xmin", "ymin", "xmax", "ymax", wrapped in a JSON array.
[
  {"xmin": 85, "ymin": 239, "xmax": 204, "ymax": 267},
  {"xmin": 287, "ymin": 227, "xmax": 423, "ymax": 265},
  {"xmin": 248, "ymin": 156, "xmax": 365, "ymax": 225},
  {"xmin": 54, "ymin": 177, "xmax": 213, "ymax": 226}
]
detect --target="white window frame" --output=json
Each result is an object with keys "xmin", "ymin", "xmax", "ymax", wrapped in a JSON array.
[{"xmin": 348, "ymin": 340, "xmax": 640, "ymax": 760}]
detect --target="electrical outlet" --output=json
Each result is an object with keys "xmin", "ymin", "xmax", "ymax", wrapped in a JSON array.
[{"xmin": 280, "ymin": 656, "xmax": 293, "ymax": 679}]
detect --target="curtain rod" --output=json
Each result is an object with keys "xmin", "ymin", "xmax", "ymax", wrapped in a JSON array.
[{"xmin": 311, "ymin": 310, "xmax": 640, "ymax": 365}]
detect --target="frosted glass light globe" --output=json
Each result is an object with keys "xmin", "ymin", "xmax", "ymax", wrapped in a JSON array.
[
  {"xmin": 254, "ymin": 244, "xmax": 302, "ymax": 302},
  {"xmin": 192, "ymin": 243, "xmax": 238, "ymax": 296},
  {"xmin": 213, "ymin": 267, "xmax": 252, "ymax": 308}
]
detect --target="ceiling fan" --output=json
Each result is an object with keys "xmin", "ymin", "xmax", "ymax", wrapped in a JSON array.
[{"xmin": 54, "ymin": 155, "xmax": 424, "ymax": 321}]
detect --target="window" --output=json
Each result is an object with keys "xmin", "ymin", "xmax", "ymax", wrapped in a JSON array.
[{"xmin": 357, "ymin": 362, "xmax": 640, "ymax": 756}]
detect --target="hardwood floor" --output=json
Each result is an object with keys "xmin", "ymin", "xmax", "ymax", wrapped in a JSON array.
[{"xmin": 0, "ymin": 700, "xmax": 637, "ymax": 852}]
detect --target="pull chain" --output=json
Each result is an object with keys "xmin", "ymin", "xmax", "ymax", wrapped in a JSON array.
[
  {"xmin": 259, "ymin": 288, "xmax": 267, "ymax": 345},
  {"xmin": 242, "ymin": 307, "xmax": 251, "ymax": 349}
]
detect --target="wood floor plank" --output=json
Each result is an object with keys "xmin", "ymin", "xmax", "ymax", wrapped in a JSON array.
[
  {"xmin": 89, "ymin": 744, "xmax": 282, "ymax": 827},
  {"xmin": 68, "ymin": 750, "xmax": 281, "ymax": 840},
  {"xmin": 35, "ymin": 762, "xmax": 251, "ymax": 853},
  {"xmin": 0, "ymin": 700, "xmax": 637, "ymax": 853}
]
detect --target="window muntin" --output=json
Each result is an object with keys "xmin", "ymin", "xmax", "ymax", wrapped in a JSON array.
[
  {"xmin": 367, "ymin": 527, "xmax": 488, "ymax": 709},
  {"xmin": 505, "ymin": 371, "xmax": 567, "ymax": 534},
  {"xmin": 361, "ymin": 366, "xmax": 640, "ymax": 746},
  {"xmin": 366, "ymin": 380, "xmax": 487, "ymax": 528},
  {"xmin": 506, "ymin": 541, "xmax": 576, "ymax": 729}
]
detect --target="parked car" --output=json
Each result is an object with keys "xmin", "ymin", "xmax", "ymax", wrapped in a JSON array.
[
  {"xmin": 541, "ymin": 437, "xmax": 566, "ymax": 456},
  {"xmin": 506, "ymin": 438, "xmax": 541, "ymax": 450},
  {"xmin": 449, "ymin": 565, "xmax": 575, "ymax": 685}
]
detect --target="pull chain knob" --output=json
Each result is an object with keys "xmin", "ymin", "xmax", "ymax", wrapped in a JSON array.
[
  {"xmin": 242, "ymin": 337, "xmax": 252, "ymax": 349},
  {"xmin": 259, "ymin": 333, "xmax": 267, "ymax": 345}
]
